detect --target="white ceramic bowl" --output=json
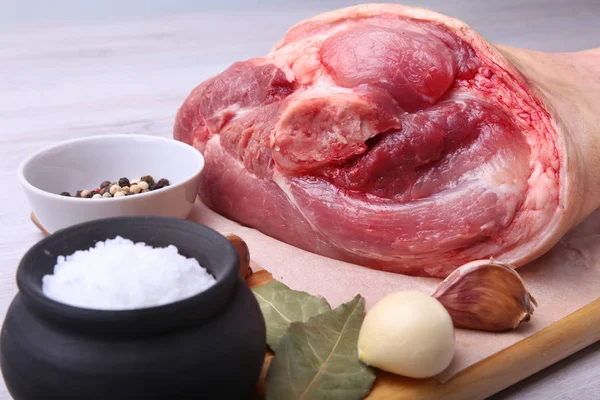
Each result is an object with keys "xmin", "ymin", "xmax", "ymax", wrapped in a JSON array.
[{"xmin": 18, "ymin": 134, "xmax": 204, "ymax": 234}]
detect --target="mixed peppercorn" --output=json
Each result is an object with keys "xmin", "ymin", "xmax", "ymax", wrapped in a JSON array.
[{"xmin": 60, "ymin": 175, "xmax": 170, "ymax": 198}]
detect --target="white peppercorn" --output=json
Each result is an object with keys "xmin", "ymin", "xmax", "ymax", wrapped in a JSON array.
[
  {"xmin": 137, "ymin": 181, "xmax": 149, "ymax": 190},
  {"xmin": 109, "ymin": 185, "xmax": 121, "ymax": 195},
  {"xmin": 113, "ymin": 191, "xmax": 126, "ymax": 197}
]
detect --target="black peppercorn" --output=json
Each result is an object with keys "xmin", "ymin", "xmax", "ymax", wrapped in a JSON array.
[
  {"xmin": 157, "ymin": 178, "xmax": 170, "ymax": 188},
  {"xmin": 149, "ymin": 183, "xmax": 160, "ymax": 191},
  {"xmin": 140, "ymin": 175, "xmax": 155, "ymax": 186},
  {"xmin": 100, "ymin": 180, "xmax": 111, "ymax": 189},
  {"xmin": 84, "ymin": 192, "xmax": 93, "ymax": 199},
  {"xmin": 60, "ymin": 192, "xmax": 71, "ymax": 197},
  {"xmin": 99, "ymin": 187, "xmax": 108, "ymax": 195},
  {"xmin": 118, "ymin": 177, "xmax": 130, "ymax": 187},
  {"xmin": 75, "ymin": 190, "xmax": 82, "ymax": 198}
]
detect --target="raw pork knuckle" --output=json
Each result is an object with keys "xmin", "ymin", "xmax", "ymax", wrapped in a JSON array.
[{"xmin": 175, "ymin": 4, "xmax": 600, "ymax": 277}]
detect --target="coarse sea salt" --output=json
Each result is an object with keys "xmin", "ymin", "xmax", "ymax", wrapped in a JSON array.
[{"xmin": 42, "ymin": 236, "xmax": 217, "ymax": 310}]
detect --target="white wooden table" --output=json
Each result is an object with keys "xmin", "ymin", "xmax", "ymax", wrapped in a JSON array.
[{"xmin": 1, "ymin": 1, "xmax": 599, "ymax": 399}]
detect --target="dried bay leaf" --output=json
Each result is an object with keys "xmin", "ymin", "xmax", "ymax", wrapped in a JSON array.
[
  {"xmin": 252, "ymin": 281, "xmax": 331, "ymax": 350},
  {"xmin": 266, "ymin": 295, "xmax": 375, "ymax": 400}
]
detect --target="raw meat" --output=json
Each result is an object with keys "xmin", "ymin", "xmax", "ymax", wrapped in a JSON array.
[{"xmin": 175, "ymin": 4, "xmax": 598, "ymax": 277}]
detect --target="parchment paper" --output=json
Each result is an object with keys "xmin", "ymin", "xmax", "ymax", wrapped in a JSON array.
[{"xmin": 189, "ymin": 201, "xmax": 600, "ymax": 382}]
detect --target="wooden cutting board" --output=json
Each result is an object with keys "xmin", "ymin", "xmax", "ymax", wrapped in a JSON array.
[
  {"xmin": 247, "ymin": 269, "xmax": 600, "ymax": 400},
  {"xmin": 31, "ymin": 213, "xmax": 600, "ymax": 399}
]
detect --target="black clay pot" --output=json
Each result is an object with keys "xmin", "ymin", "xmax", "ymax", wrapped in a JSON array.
[{"xmin": 0, "ymin": 216, "xmax": 266, "ymax": 400}]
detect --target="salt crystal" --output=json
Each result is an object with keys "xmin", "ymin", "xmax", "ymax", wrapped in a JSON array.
[{"xmin": 42, "ymin": 236, "xmax": 217, "ymax": 310}]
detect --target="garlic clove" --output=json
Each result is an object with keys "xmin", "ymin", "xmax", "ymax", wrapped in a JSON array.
[
  {"xmin": 432, "ymin": 259, "xmax": 537, "ymax": 332},
  {"xmin": 226, "ymin": 234, "xmax": 252, "ymax": 279},
  {"xmin": 358, "ymin": 291, "xmax": 455, "ymax": 378}
]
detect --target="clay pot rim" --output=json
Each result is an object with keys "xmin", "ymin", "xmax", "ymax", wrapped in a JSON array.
[{"xmin": 16, "ymin": 216, "xmax": 239, "ymax": 336}]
